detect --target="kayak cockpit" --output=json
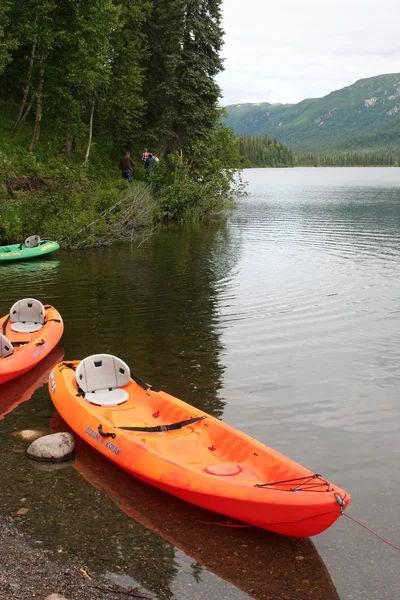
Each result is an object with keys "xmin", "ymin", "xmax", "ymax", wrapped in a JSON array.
[{"xmin": 65, "ymin": 354, "xmax": 335, "ymax": 490}]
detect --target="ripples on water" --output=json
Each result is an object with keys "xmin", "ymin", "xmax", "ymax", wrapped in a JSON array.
[
  {"xmin": 219, "ymin": 168, "xmax": 400, "ymax": 600},
  {"xmin": 0, "ymin": 167, "xmax": 399, "ymax": 600}
]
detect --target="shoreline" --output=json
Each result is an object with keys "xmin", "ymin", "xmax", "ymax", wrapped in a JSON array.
[
  {"xmin": 0, "ymin": 510, "xmax": 340, "ymax": 600},
  {"xmin": 0, "ymin": 516, "xmax": 150, "ymax": 600}
]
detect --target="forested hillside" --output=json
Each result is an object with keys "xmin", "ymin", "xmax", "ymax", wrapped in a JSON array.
[
  {"xmin": 0, "ymin": 0, "xmax": 241, "ymax": 247},
  {"xmin": 238, "ymin": 135, "xmax": 293, "ymax": 167},
  {"xmin": 224, "ymin": 74, "xmax": 400, "ymax": 152}
]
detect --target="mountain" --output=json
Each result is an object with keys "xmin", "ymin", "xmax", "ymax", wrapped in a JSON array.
[{"xmin": 223, "ymin": 74, "xmax": 400, "ymax": 151}]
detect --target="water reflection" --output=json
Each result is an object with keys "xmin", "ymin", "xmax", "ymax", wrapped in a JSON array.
[
  {"xmin": 0, "ymin": 220, "xmax": 241, "ymax": 419},
  {"xmin": 0, "ymin": 392, "xmax": 178, "ymax": 600},
  {"xmin": 0, "ymin": 259, "xmax": 60, "ymax": 282},
  {"xmin": 0, "ymin": 346, "xmax": 64, "ymax": 420}
]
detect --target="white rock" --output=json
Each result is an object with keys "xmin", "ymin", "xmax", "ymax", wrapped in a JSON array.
[
  {"xmin": 27, "ymin": 432, "xmax": 75, "ymax": 462},
  {"xmin": 12, "ymin": 429, "xmax": 46, "ymax": 442},
  {"xmin": 43, "ymin": 595, "xmax": 69, "ymax": 600}
]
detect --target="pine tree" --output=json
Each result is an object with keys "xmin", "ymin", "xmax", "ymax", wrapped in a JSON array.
[
  {"xmin": 105, "ymin": 0, "xmax": 151, "ymax": 151},
  {"xmin": 143, "ymin": 0, "xmax": 224, "ymax": 160}
]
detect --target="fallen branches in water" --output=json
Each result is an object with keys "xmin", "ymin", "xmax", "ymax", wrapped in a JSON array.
[{"xmin": 60, "ymin": 183, "xmax": 157, "ymax": 250}]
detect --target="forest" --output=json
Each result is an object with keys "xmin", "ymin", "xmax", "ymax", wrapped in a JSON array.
[
  {"xmin": 294, "ymin": 151, "xmax": 400, "ymax": 167},
  {"xmin": 0, "ymin": 0, "xmax": 242, "ymax": 247},
  {"xmin": 237, "ymin": 135, "xmax": 400, "ymax": 168},
  {"xmin": 237, "ymin": 135, "xmax": 294, "ymax": 167}
]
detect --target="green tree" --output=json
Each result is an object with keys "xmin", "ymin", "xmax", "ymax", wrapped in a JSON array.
[
  {"xmin": 104, "ymin": 0, "xmax": 151, "ymax": 151},
  {"xmin": 141, "ymin": 0, "xmax": 186, "ymax": 153},
  {"xmin": 174, "ymin": 0, "xmax": 223, "ymax": 158},
  {"xmin": 45, "ymin": 0, "xmax": 119, "ymax": 157},
  {"xmin": 0, "ymin": 0, "xmax": 15, "ymax": 75},
  {"xmin": 142, "ymin": 0, "xmax": 224, "ymax": 160}
]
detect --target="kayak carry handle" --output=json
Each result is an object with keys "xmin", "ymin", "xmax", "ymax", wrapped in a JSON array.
[{"xmin": 98, "ymin": 424, "xmax": 116, "ymax": 439}]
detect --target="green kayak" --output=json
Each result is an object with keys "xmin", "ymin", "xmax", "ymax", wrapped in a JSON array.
[{"xmin": 0, "ymin": 236, "xmax": 60, "ymax": 263}]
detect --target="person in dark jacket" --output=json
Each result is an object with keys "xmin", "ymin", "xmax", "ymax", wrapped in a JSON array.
[
  {"xmin": 119, "ymin": 151, "xmax": 134, "ymax": 183},
  {"xmin": 145, "ymin": 153, "xmax": 157, "ymax": 172}
]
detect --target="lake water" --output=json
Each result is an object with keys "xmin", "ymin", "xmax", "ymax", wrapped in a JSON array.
[{"xmin": 1, "ymin": 167, "xmax": 399, "ymax": 599}]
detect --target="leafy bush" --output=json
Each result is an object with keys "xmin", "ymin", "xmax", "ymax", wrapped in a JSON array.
[{"xmin": 149, "ymin": 124, "xmax": 244, "ymax": 221}]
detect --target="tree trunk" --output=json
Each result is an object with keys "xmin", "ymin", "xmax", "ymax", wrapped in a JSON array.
[
  {"xmin": 18, "ymin": 93, "xmax": 34, "ymax": 128},
  {"xmin": 29, "ymin": 62, "xmax": 45, "ymax": 153},
  {"xmin": 12, "ymin": 18, "xmax": 37, "ymax": 133},
  {"xmin": 84, "ymin": 100, "xmax": 95, "ymax": 164}
]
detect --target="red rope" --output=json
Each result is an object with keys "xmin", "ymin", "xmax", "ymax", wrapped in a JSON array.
[{"xmin": 344, "ymin": 514, "xmax": 400, "ymax": 551}]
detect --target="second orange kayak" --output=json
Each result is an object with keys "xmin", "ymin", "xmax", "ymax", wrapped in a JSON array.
[
  {"xmin": 0, "ymin": 347, "xmax": 64, "ymax": 420},
  {"xmin": 49, "ymin": 353, "xmax": 350, "ymax": 537},
  {"xmin": 0, "ymin": 298, "xmax": 64, "ymax": 384}
]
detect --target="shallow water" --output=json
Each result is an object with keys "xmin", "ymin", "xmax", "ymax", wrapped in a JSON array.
[{"xmin": 1, "ymin": 167, "xmax": 399, "ymax": 599}]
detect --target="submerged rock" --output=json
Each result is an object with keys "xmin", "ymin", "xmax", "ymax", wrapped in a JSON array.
[
  {"xmin": 12, "ymin": 429, "xmax": 46, "ymax": 442},
  {"xmin": 27, "ymin": 432, "xmax": 75, "ymax": 462}
]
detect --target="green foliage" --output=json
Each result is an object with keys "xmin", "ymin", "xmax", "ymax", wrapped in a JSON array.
[
  {"xmin": 0, "ymin": 200, "xmax": 21, "ymax": 241},
  {"xmin": 103, "ymin": 0, "xmax": 150, "ymax": 149},
  {"xmin": 48, "ymin": 0, "xmax": 119, "ymax": 122},
  {"xmin": 0, "ymin": 172, "xmax": 154, "ymax": 248},
  {"xmin": 238, "ymin": 135, "xmax": 294, "ymax": 167},
  {"xmin": 150, "ymin": 124, "xmax": 243, "ymax": 220},
  {"xmin": 224, "ymin": 73, "xmax": 400, "ymax": 152},
  {"xmin": 142, "ymin": 0, "xmax": 223, "ymax": 159},
  {"xmin": 295, "ymin": 151, "xmax": 400, "ymax": 167},
  {"xmin": 0, "ymin": 0, "xmax": 241, "ymax": 244},
  {"xmin": 0, "ymin": 0, "xmax": 15, "ymax": 75}
]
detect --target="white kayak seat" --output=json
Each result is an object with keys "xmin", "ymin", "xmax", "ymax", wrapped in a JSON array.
[
  {"xmin": 24, "ymin": 235, "xmax": 40, "ymax": 248},
  {"xmin": 9, "ymin": 298, "xmax": 45, "ymax": 333},
  {"xmin": 75, "ymin": 354, "xmax": 130, "ymax": 406},
  {"xmin": 0, "ymin": 334, "xmax": 14, "ymax": 358}
]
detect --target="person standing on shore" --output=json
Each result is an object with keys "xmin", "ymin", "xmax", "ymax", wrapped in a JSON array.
[
  {"xmin": 119, "ymin": 151, "xmax": 134, "ymax": 183},
  {"xmin": 141, "ymin": 148, "xmax": 149, "ymax": 163},
  {"xmin": 145, "ymin": 153, "xmax": 157, "ymax": 172}
]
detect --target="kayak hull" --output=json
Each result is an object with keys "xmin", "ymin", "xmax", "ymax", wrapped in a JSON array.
[
  {"xmin": 0, "ymin": 347, "xmax": 64, "ymax": 419},
  {"xmin": 0, "ymin": 240, "xmax": 60, "ymax": 263},
  {"xmin": 49, "ymin": 363, "xmax": 350, "ymax": 537},
  {"xmin": 0, "ymin": 306, "xmax": 64, "ymax": 384}
]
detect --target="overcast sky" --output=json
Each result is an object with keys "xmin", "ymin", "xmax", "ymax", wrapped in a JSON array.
[{"xmin": 217, "ymin": 0, "xmax": 400, "ymax": 106}]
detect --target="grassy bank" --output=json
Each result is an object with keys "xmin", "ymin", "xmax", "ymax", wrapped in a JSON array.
[
  {"xmin": 0, "ymin": 121, "xmax": 242, "ymax": 249},
  {"xmin": 0, "ymin": 120, "xmax": 158, "ymax": 249}
]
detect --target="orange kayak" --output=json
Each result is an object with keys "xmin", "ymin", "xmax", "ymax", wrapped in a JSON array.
[
  {"xmin": 0, "ymin": 299, "xmax": 64, "ymax": 384},
  {"xmin": 50, "ymin": 412, "xmax": 340, "ymax": 600},
  {"xmin": 0, "ymin": 347, "xmax": 64, "ymax": 420},
  {"xmin": 48, "ymin": 354, "xmax": 350, "ymax": 537}
]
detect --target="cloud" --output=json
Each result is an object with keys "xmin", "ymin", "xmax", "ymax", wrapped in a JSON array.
[{"xmin": 217, "ymin": 0, "xmax": 400, "ymax": 105}]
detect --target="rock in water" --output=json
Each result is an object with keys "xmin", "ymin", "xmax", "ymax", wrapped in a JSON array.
[
  {"xmin": 12, "ymin": 429, "xmax": 46, "ymax": 442},
  {"xmin": 27, "ymin": 433, "xmax": 75, "ymax": 462}
]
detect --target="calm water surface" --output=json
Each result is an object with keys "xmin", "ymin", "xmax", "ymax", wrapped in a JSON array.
[{"xmin": 1, "ymin": 167, "xmax": 399, "ymax": 599}]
